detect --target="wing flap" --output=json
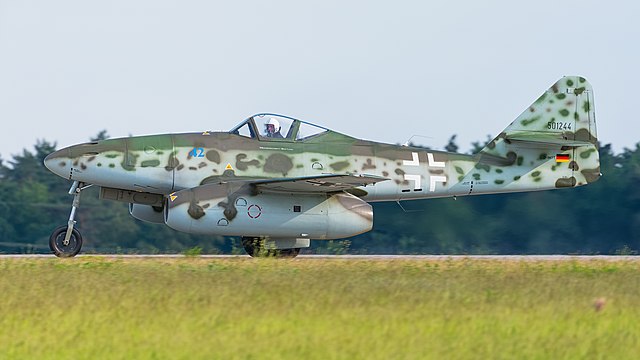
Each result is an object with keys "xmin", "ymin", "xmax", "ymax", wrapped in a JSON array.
[{"xmin": 252, "ymin": 174, "xmax": 388, "ymax": 193}]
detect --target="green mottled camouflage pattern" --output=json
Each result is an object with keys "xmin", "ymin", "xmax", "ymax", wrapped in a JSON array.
[{"xmin": 45, "ymin": 76, "xmax": 600, "ymax": 239}]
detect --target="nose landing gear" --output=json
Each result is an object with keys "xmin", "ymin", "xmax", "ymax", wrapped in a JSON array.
[{"xmin": 49, "ymin": 181, "xmax": 91, "ymax": 258}]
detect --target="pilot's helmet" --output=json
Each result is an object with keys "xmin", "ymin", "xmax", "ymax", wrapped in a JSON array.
[{"xmin": 265, "ymin": 118, "xmax": 281, "ymax": 134}]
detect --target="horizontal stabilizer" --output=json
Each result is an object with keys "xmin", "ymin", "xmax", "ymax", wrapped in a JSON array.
[{"xmin": 505, "ymin": 132, "xmax": 594, "ymax": 148}]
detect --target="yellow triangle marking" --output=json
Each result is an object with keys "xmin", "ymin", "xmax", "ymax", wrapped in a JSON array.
[
  {"xmin": 225, "ymin": 163, "xmax": 233, "ymax": 170},
  {"xmin": 169, "ymin": 193, "xmax": 178, "ymax": 202},
  {"xmin": 202, "ymin": 131, "xmax": 210, "ymax": 135}
]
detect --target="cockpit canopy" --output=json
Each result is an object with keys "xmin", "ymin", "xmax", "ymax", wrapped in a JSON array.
[{"xmin": 230, "ymin": 114, "xmax": 330, "ymax": 142}]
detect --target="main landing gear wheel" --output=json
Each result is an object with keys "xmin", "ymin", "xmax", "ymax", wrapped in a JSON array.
[
  {"xmin": 277, "ymin": 248, "xmax": 301, "ymax": 258},
  {"xmin": 241, "ymin": 237, "xmax": 301, "ymax": 258},
  {"xmin": 49, "ymin": 225, "xmax": 83, "ymax": 258}
]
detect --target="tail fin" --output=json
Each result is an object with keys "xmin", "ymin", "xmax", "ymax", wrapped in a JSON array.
[{"xmin": 478, "ymin": 76, "xmax": 600, "ymax": 191}]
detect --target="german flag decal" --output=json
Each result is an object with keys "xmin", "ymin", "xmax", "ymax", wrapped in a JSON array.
[{"xmin": 556, "ymin": 154, "xmax": 570, "ymax": 162}]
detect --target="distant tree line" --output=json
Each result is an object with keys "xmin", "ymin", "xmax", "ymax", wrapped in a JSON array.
[{"xmin": 0, "ymin": 133, "xmax": 638, "ymax": 255}]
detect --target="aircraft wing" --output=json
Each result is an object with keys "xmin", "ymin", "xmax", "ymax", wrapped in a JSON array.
[{"xmin": 251, "ymin": 174, "xmax": 389, "ymax": 193}]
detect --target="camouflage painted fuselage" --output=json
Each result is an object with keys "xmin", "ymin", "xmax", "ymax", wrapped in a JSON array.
[{"xmin": 44, "ymin": 76, "xmax": 600, "ymax": 242}]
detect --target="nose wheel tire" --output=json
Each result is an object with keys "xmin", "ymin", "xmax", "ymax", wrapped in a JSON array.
[{"xmin": 49, "ymin": 225, "xmax": 83, "ymax": 258}]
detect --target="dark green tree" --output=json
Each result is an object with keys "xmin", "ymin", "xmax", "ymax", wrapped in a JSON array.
[
  {"xmin": 444, "ymin": 135, "xmax": 459, "ymax": 153},
  {"xmin": 0, "ymin": 135, "xmax": 638, "ymax": 255},
  {"xmin": 90, "ymin": 130, "xmax": 110, "ymax": 141}
]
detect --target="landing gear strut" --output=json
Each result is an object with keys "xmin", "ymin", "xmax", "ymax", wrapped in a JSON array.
[
  {"xmin": 241, "ymin": 237, "xmax": 301, "ymax": 258},
  {"xmin": 49, "ymin": 181, "xmax": 91, "ymax": 258}
]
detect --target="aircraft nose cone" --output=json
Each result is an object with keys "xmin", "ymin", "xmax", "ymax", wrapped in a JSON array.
[{"xmin": 44, "ymin": 148, "xmax": 71, "ymax": 179}]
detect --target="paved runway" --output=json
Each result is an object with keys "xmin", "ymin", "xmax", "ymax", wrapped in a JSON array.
[{"xmin": 0, "ymin": 254, "xmax": 638, "ymax": 261}]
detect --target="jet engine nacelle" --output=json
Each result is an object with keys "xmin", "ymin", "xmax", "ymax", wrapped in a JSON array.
[
  {"xmin": 164, "ymin": 186, "xmax": 372, "ymax": 240},
  {"xmin": 129, "ymin": 203, "xmax": 165, "ymax": 224}
]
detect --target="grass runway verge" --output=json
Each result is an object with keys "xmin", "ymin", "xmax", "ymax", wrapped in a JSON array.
[{"xmin": 0, "ymin": 257, "xmax": 638, "ymax": 359}]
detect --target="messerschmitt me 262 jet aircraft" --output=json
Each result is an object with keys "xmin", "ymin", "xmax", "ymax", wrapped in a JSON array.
[{"xmin": 44, "ymin": 76, "xmax": 600, "ymax": 257}]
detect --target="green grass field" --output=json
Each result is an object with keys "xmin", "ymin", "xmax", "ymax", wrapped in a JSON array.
[{"xmin": 0, "ymin": 257, "xmax": 638, "ymax": 359}]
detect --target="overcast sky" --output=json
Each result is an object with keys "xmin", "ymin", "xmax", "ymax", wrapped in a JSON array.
[{"xmin": 1, "ymin": 0, "xmax": 638, "ymax": 159}]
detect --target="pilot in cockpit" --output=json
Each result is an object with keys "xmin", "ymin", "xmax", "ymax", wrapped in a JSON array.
[{"xmin": 264, "ymin": 118, "xmax": 283, "ymax": 138}]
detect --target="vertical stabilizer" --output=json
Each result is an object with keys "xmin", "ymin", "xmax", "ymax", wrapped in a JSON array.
[{"xmin": 475, "ymin": 76, "xmax": 600, "ymax": 193}]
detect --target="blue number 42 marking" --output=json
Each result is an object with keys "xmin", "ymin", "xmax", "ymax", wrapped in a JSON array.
[{"xmin": 191, "ymin": 147, "xmax": 205, "ymax": 158}]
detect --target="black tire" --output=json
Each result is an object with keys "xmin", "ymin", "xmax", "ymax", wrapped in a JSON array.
[
  {"xmin": 276, "ymin": 248, "xmax": 301, "ymax": 258},
  {"xmin": 241, "ymin": 236, "xmax": 261, "ymax": 257},
  {"xmin": 241, "ymin": 237, "xmax": 300, "ymax": 258},
  {"xmin": 49, "ymin": 225, "xmax": 83, "ymax": 258}
]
